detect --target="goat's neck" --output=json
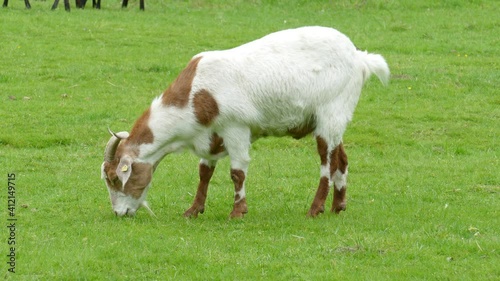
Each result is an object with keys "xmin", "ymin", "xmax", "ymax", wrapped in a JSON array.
[{"xmin": 130, "ymin": 104, "xmax": 197, "ymax": 166}]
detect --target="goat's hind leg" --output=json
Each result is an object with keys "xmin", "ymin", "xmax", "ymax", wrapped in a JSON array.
[
  {"xmin": 183, "ymin": 159, "xmax": 217, "ymax": 218},
  {"xmin": 307, "ymin": 140, "xmax": 349, "ymax": 217},
  {"xmin": 220, "ymin": 126, "xmax": 251, "ymax": 218},
  {"xmin": 330, "ymin": 143, "xmax": 348, "ymax": 213},
  {"xmin": 307, "ymin": 135, "xmax": 332, "ymax": 217}
]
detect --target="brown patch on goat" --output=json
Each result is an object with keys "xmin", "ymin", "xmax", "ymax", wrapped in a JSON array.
[
  {"xmin": 329, "ymin": 142, "xmax": 348, "ymax": 176},
  {"xmin": 316, "ymin": 136, "xmax": 328, "ymax": 166},
  {"xmin": 193, "ymin": 89, "xmax": 219, "ymax": 126},
  {"xmin": 123, "ymin": 162, "xmax": 153, "ymax": 199},
  {"xmin": 162, "ymin": 56, "xmax": 202, "ymax": 107},
  {"xmin": 230, "ymin": 169, "xmax": 245, "ymax": 193},
  {"xmin": 288, "ymin": 118, "xmax": 316, "ymax": 139},
  {"xmin": 288, "ymin": 126, "xmax": 314, "ymax": 139},
  {"xmin": 183, "ymin": 163, "xmax": 215, "ymax": 218},
  {"xmin": 103, "ymin": 143, "xmax": 129, "ymax": 192},
  {"xmin": 330, "ymin": 143, "xmax": 348, "ymax": 213},
  {"xmin": 128, "ymin": 107, "xmax": 154, "ymax": 145},
  {"xmin": 307, "ymin": 176, "xmax": 329, "ymax": 217},
  {"xmin": 209, "ymin": 133, "xmax": 225, "ymax": 155},
  {"xmin": 230, "ymin": 169, "xmax": 248, "ymax": 218},
  {"xmin": 332, "ymin": 187, "xmax": 347, "ymax": 214},
  {"xmin": 103, "ymin": 161, "xmax": 120, "ymax": 191},
  {"xmin": 103, "ymin": 153, "xmax": 152, "ymax": 198},
  {"xmin": 308, "ymin": 140, "xmax": 349, "ymax": 217}
]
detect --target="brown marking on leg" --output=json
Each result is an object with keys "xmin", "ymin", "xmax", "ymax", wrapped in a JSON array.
[
  {"xmin": 329, "ymin": 144, "xmax": 340, "ymax": 177},
  {"xmin": 307, "ymin": 176, "xmax": 329, "ymax": 217},
  {"xmin": 335, "ymin": 143, "xmax": 348, "ymax": 173},
  {"xmin": 332, "ymin": 187, "xmax": 346, "ymax": 214},
  {"xmin": 316, "ymin": 135, "xmax": 328, "ymax": 166},
  {"xmin": 193, "ymin": 89, "xmax": 220, "ymax": 126},
  {"xmin": 183, "ymin": 162, "xmax": 215, "ymax": 218},
  {"xmin": 307, "ymin": 136, "xmax": 331, "ymax": 217},
  {"xmin": 330, "ymin": 143, "xmax": 348, "ymax": 213},
  {"xmin": 230, "ymin": 169, "xmax": 248, "ymax": 218}
]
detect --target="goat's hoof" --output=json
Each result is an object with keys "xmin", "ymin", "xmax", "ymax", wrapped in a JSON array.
[
  {"xmin": 229, "ymin": 212, "xmax": 245, "ymax": 219},
  {"xmin": 230, "ymin": 201, "xmax": 248, "ymax": 219},
  {"xmin": 229, "ymin": 208, "xmax": 247, "ymax": 219},
  {"xmin": 306, "ymin": 204, "xmax": 325, "ymax": 217},
  {"xmin": 183, "ymin": 210, "xmax": 198, "ymax": 218},
  {"xmin": 183, "ymin": 206, "xmax": 204, "ymax": 218},
  {"xmin": 306, "ymin": 209, "xmax": 321, "ymax": 217},
  {"xmin": 331, "ymin": 203, "xmax": 346, "ymax": 214}
]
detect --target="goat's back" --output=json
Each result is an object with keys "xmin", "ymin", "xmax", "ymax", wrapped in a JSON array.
[{"xmin": 190, "ymin": 26, "xmax": 387, "ymax": 135}]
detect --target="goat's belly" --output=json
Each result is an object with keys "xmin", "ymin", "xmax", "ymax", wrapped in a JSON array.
[{"xmin": 250, "ymin": 113, "xmax": 316, "ymax": 139}]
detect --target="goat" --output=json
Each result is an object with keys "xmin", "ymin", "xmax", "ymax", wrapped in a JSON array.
[
  {"xmin": 101, "ymin": 26, "xmax": 390, "ymax": 218},
  {"xmin": 2, "ymin": 0, "xmax": 144, "ymax": 11}
]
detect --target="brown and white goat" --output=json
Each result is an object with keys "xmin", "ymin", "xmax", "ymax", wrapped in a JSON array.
[{"xmin": 101, "ymin": 26, "xmax": 390, "ymax": 218}]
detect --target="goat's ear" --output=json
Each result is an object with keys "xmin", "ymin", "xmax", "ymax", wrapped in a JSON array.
[{"xmin": 116, "ymin": 156, "xmax": 133, "ymax": 188}]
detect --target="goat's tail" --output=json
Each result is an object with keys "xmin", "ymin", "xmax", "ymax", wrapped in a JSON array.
[{"xmin": 358, "ymin": 51, "xmax": 390, "ymax": 86}]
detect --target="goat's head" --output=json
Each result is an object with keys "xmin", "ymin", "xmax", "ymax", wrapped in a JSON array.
[{"xmin": 100, "ymin": 129, "xmax": 155, "ymax": 217}]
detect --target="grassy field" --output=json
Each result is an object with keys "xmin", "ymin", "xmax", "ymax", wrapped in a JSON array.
[{"xmin": 1, "ymin": 0, "xmax": 499, "ymax": 279}]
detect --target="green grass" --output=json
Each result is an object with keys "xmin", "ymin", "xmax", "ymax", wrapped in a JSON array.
[{"xmin": 1, "ymin": 0, "xmax": 499, "ymax": 279}]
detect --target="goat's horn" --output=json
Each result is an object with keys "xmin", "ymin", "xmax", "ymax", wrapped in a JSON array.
[{"xmin": 104, "ymin": 128, "xmax": 130, "ymax": 162}]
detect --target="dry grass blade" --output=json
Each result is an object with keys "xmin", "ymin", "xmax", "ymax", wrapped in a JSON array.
[{"xmin": 141, "ymin": 201, "xmax": 157, "ymax": 218}]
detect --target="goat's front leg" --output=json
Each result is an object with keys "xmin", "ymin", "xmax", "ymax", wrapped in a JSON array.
[{"xmin": 183, "ymin": 159, "xmax": 216, "ymax": 218}]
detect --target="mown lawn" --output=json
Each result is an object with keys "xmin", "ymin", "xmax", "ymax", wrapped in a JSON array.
[{"xmin": 1, "ymin": 0, "xmax": 498, "ymax": 280}]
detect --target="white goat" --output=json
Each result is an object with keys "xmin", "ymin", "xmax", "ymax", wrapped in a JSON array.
[{"xmin": 101, "ymin": 26, "xmax": 389, "ymax": 218}]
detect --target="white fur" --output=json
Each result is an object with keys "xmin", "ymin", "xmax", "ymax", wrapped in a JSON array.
[
  {"xmin": 235, "ymin": 188, "xmax": 246, "ymax": 203},
  {"xmin": 139, "ymin": 26, "xmax": 389, "ymax": 166},
  {"xmin": 320, "ymin": 165, "xmax": 331, "ymax": 180},
  {"xmin": 107, "ymin": 183, "xmax": 151, "ymax": 216},
  {"xmin": 333, "ymin": 168, "xmax": 348, "ymax": 191}
]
